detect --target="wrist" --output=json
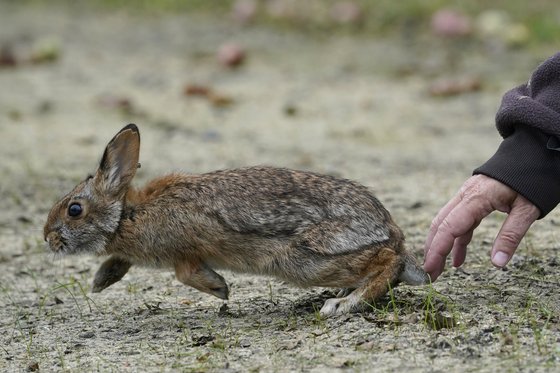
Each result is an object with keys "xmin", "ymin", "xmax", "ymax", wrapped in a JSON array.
[{"xmin": 473, "ymin": 126, "xmax": 560, "ymax": 218}]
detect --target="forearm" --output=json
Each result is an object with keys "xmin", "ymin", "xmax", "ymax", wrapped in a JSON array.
[
  {"xmin": 494, "ymin": 52, "xmax": 560, "ymax": 138},
  {"xmin": 474, "ymin": 52, "xmax": 560, "ymax": 218}
]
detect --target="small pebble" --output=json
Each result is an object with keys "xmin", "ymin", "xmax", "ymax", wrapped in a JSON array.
[
  {"xmin": 79, "ymin": 331, "xmax": 95, "ymax": 339},
  {"xmin": 239, "ymin": 339, "xmax": 251, "ymax": 347},
  {"xmin": 283, "ymin": 104, "xmax": 298, "ymax": 117},
  {"xmin": 54, "ymin": 296, "xmax": 64, "ymax": 305}
]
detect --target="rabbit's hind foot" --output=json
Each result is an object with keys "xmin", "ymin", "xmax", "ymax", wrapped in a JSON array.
[
  {"xmin": 319, "ymin": 291, "xmax": 363, "ymax": 316},
  {"xmin": 319, "ymin": 247, "xmax": 401, "ymax": 317},
  {"xmin": 336, "ymin": 288, "xmax": 356, "ymax": 298}
]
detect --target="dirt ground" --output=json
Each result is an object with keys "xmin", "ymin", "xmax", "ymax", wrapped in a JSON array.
[{"xmin": 1, "ymin": 3, "xmax": 559, "ymax": 372}]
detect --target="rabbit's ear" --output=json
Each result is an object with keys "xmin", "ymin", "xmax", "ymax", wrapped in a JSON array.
[{"xmin": 95, "ymin": 124, "xmax": 140, "ymax": 197}]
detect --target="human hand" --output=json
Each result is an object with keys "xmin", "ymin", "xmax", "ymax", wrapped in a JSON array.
[{"xmin": 424, "ymin": 174, "xmax": 540, "ymax": 281}]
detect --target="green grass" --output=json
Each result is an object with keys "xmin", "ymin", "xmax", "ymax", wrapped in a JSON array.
[
  {"xmin": 14, "ymin": 0, "xmax": 231, "ymax": 13},
  {"xmin": 520, "ymin": 296, "xmax": 555, "ymax": 355},
  {"xmin": 421, "ymin": 283, "xmax": 462, "ymax": 331},
  {"xmin": 50, "ymin": 277, "xmax": 100, "ymax": 318}
]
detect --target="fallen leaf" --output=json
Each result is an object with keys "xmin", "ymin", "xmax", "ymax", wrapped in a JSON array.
[
  {"xmin": 431, "ymin": 9, "xmax": 472, "ymax": 38},
  {"xmin": 0, "ymin": 45, "xmax": 17, "ymax": 67},
  {"xmin": 184, "ymin": 84, "xmax": 212, "ymax": 97},
  {"xmin": 217, "ymin": 42, "xmax": 246, "ymax": 68},
  {"xmin": 330, "ymin": 1, "xmax": 363, "ymax": 25},
  {"xmin": 183, "ymin": 84, "xmax": 235, "ymax": 107},
  {"xmin": 95, "ymin": 95, "xmax": 137, "ymax": 115},
  {"xmin": 208, "ymin": 92, "xmax": 234, "ymax": 107},
  {"xmin": 429, "ymin": 77, "xmax": 481, "ymax": 97},
  {"xmin": 231, "ymin": 0, "xmax": 258, "ymax": 25}
]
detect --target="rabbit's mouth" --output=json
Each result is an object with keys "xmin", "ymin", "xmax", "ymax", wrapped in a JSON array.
[{"xmin": 45, "ymin": 231, "xmax": 66, "ymax": 253}]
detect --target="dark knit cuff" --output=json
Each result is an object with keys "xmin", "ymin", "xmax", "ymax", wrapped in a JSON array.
[{"xmin": 473, "ymin": 126, "xmax": 560, "ymax": 218}]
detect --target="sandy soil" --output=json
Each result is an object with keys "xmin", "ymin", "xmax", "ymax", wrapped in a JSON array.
[{"xmin": 1, "ymin": 4, "xmax": 559, "ymax": 372}]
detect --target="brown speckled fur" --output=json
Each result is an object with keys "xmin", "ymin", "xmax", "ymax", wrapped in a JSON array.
[{"xmin": 44, "ymin": 124, "xmax": 428, "ymax": 316}]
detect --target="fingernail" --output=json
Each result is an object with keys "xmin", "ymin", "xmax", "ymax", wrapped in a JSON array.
[{"xmin": 492, "ymin": 251, "xmax": 509, "ymax": 267}]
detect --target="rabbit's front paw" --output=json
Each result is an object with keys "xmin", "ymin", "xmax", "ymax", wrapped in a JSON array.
[
  {"xmin": 175, "ymin": 262, "xmax": 229, "ymax": 300},
  {"xmin": 208, "ymin": 284, "xmax": 229, "ymax": 300},
  {"xmin": 92, "ymin": 256, "xmax": 132, "ymax": 293}
]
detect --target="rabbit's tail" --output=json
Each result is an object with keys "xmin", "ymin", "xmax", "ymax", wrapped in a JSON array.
[{"xmin": 398, "ymin": 252, "xmax": 430, "ymax": 285}]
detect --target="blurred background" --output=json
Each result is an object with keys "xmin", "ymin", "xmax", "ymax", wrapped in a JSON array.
[{"xmin": 2, "ymin": 1, "xmax": 560, "ymax": 372}]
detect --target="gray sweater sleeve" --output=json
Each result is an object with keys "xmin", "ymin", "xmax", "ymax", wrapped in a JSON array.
[{"xmin": 473, "ymin": 52, "xmax": 560, "ymax": 218}]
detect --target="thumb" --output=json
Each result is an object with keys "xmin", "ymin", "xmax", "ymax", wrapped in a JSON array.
[{"xmin": 491, "ymin": 197, "xmax": 539, "ymax": 268}]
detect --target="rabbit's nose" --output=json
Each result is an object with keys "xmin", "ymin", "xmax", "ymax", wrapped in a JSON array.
[
  {"xmin": 45, "ymin": 231, "xmax": 56, "ymax": 244},
  {"xmin": 45, "ymin": 231, "xmax": 63, "ymax": 252}
]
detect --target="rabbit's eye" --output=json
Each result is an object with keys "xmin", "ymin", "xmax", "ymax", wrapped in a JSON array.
[{"xmin": 68, "ymin": 203, "xmax": 83, "ymax": 217}]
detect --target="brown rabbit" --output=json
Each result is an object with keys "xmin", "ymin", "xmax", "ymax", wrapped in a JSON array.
[{"xmin": 44, "ymin": 124, "xmax": 428, "ymax": 316}]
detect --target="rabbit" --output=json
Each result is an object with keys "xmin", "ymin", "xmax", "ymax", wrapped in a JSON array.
[{"xmin": 44, "ymin": 124, "xmax": 428, "ymax": 316}]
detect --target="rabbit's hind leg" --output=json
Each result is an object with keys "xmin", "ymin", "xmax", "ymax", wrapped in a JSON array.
[
  {"xmin": 175, "ymin": 261, "xmax": 229, "ymax": 300},
  {"xmin": 319, "ymin": 247, "xmax": 400, "ymax": 317},
  {"xmin": 336, "ymin": 288, "xmax": 355, "ymax": 297}
]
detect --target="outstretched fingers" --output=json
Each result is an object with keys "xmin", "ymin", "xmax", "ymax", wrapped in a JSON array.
[
  {"xmin": 424, "ymin": 174, "xmax": 541, "ymax": 282},
  {"xmin": 424, "ymin": 198, "xmax": 492, "ymax": 280},
  {"xmin": 424, "ymin": 194, "xmax": 462, "ymax": 255},
  {"xmin": 424, "ymin": 176, "xmax": 500, "ymax": 281},
  {"xmin": 491, "ymin": 195, "xmax": 540, "ymax": 268},
  {"xmin": 451, "ymin": 227, "xmax": 475, "ymax": 268}
]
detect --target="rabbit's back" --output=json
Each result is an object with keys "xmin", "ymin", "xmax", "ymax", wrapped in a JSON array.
[{"xmin": 176, "ymin": 167, "xmax": 399, "ymax": 256}]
